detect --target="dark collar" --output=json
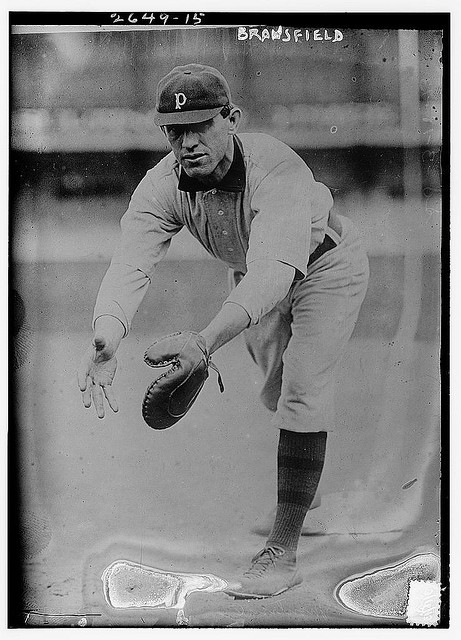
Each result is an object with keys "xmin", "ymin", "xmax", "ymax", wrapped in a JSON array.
[{"xmin": 178, "ymin": 137, "xmax": 245, "ymax": 193}]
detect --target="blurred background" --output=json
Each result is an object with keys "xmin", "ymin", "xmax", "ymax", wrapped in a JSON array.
[
  {"xmin": 10, "ymin": 26, "xmax": 442, "ymax": 335},
  {"xmin": 10, "ymin": 25, "xmax": 444, "ymax": 626},
  {"xmin": 11, "ymin": 27, "xmax": 441, "ymax": 257}
]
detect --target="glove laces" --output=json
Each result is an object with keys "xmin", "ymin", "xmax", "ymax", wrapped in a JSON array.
[
  {"xmin": 195, "ymin": 333, "xmax": 224, "ymax": 393},
  {"xmin": 208, "ymin": 360, "xmax": 225, "ymax": 393}
]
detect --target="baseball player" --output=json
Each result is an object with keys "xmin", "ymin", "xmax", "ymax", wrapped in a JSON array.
[{"xmin": 78, "ymin": 64, "xmax": 369, "ymax": 599}]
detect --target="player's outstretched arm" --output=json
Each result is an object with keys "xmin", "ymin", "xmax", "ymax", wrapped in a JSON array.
[
  {"xmin": 200, "ymin": 302, "xmax": 251, "ymax": 355},
  {"xmin": 78, "ymin": 316, "xmax": 125, "ymax": 419},
  {"xmin": 200, "ymin": 260, "xmax": 295, "ymax": 355}
]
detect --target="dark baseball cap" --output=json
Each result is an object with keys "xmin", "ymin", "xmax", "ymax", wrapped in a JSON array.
[{"xmin": 153, "ymin": 64, "xmax": 232, "ymax": 126}]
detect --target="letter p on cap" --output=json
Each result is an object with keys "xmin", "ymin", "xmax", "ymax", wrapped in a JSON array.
[{"xmin": 175, "ymin": 92, "xmax": 187, "ymax": 110}]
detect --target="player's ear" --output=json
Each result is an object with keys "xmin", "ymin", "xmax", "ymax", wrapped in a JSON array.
[{"xmin": 228, "ymin": 107, "xmax": 241, "ymax": 134}]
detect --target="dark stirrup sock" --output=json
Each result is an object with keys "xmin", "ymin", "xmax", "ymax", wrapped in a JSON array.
[{"xmin": 267, "ymin": 430, "xmax": 327, "ymax": 553}]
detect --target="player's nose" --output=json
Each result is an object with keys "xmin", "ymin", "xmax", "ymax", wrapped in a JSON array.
[{"xmin": 181, "ymin": 129, "xmax": 200, "ymax": 149}]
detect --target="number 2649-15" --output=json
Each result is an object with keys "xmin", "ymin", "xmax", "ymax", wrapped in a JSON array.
[{"xmin": 110, "ymin": 13, "xmax": 204, "ymax": 25}]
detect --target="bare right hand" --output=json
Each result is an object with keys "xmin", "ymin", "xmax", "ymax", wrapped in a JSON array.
[{"xmin": 77, "ymin": 336, "xmax": 119, "ymax": 419}]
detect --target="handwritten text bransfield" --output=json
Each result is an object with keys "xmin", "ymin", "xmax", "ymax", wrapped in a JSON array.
[{"xmin": 237, "ymin": 26, "xmax": 344, "ymax": 43}]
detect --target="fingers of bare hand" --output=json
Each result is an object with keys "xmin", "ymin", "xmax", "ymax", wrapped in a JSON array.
[
  {"xmin": 103, "ymin": 385, "xmax": 119, "ymax": 413},
  {"xmin": 82, "ymin": 381, "xmax": 92, "ymax": 408},
  {"xmin": 77, "ymin": 362, "xmax": 89, "ymax": 392},
  {"xmin": 92, "ymin": 384, "xmax": 105, "ymax": 419}
]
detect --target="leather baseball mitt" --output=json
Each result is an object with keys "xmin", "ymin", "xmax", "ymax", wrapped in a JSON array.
[{"xmin": 142, "ymin": 331, "xmax": 224, "ymax": 430}]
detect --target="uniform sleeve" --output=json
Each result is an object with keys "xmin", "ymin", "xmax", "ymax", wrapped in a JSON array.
[
  {"xmin": 246, "ymin": 157, "xmax": 333, "ymax": 278},
  {"xmin": 223, "ymin": 259, "xmax": 295, "ymax": 325},
  {"xmin": 111, "ymin": 171, "xmax": 183, "ymax": 279},
  {"xmin": 92, "ymin": 170, "xmax": 183, "ymax": 335},
  {"xmin": 92, "ymin": 262, "xmax": 150, "ymax": 336}
]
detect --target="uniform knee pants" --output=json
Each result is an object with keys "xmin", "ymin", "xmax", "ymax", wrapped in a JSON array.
[{"xmin": 231, "ymin": 215, "xmax": 369, "ymax": 433}]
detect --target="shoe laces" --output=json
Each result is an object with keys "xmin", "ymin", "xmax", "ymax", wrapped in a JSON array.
[{"xmin": 243, "ymin": 546, "xmax": 284, "ymax": 578}]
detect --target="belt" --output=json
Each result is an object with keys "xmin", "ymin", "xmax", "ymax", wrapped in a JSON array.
[{"xmin": 307, "ymin": 233, "xmax": 337, "ymax": 268}]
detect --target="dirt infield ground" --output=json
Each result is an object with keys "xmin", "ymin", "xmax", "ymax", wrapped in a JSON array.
[{"xmin": 11, "ymin": 247, "xmax": 441, "ymax": 627}]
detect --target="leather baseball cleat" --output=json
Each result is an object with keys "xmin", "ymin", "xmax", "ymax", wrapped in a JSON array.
[{"xmin": 224, "ymin": 545, "xmax": 303, "ymax": 599}]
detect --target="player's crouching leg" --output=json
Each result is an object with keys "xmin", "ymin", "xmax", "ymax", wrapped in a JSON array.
[{"xmin": 225, "ymin": 430, "xmax": 327, "ymax": 598}]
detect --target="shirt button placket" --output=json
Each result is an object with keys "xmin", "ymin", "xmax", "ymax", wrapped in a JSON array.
[{"xmin": 218, "ymin": 208, "xmax": 230, "ymax": 243}]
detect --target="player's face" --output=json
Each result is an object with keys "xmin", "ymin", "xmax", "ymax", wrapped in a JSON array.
[{"xmin": 163, "ymin": 110, "xmax": 239, "ymax": 182}]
